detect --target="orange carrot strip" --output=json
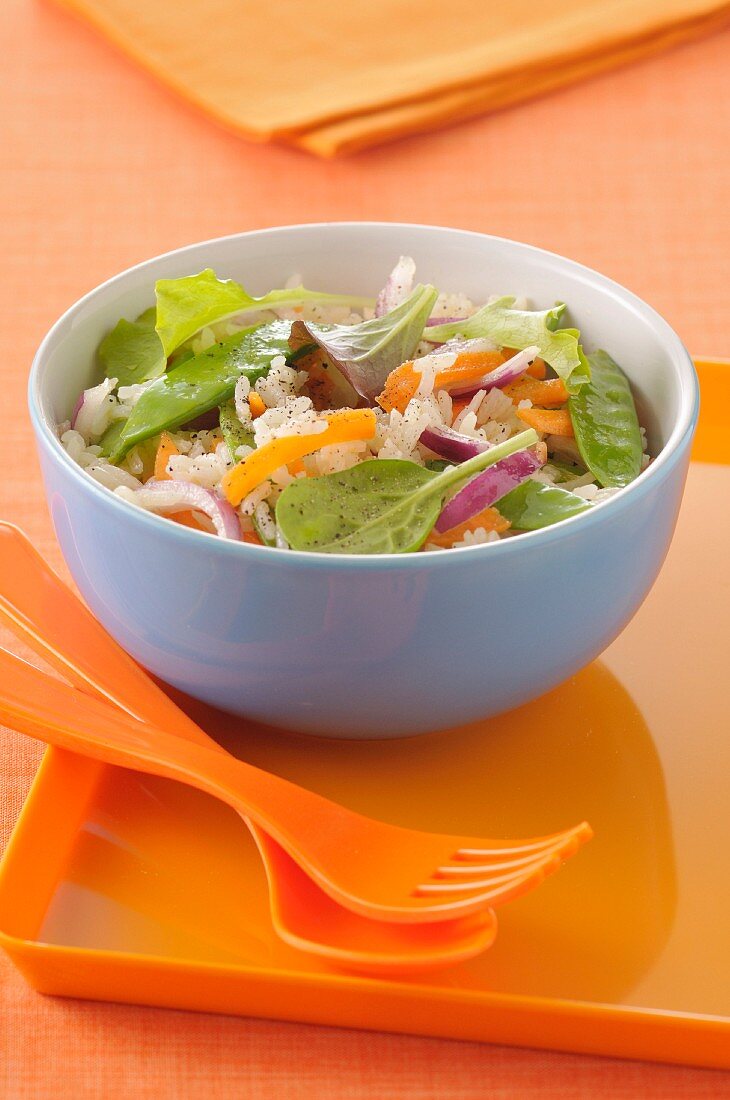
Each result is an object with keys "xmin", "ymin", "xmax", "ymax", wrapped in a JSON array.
[
  {"xmin": 152, "ymin": 432, "xmax": 204, "ymax": 529},
  {"xmin": 154, "ymin": 432, "xmax": 179, "ymax": 480},
  {"xmin": 439, "ymin": 351, "xmax": 505, "ymax": 378},
  {"xmin": 517, "ymin": 407, "xmax": 574, "ymax": 437},
  {"xmin": 502, "ymin": 347, "xmax": 547, "ymax": 380},
  {"xmin": 427, "ymin": 507, "xmax": 511, "ymax": 549},
  {"xmin": 249, "ymin": 392, "xmax": 266, "ymax": 418},
  {"xmin": 503, "ymin": 377, "xmax": 569, "ymax": 407},
  {"xmin": 378, "ymin": 351, "xmax": 506, "ymax": 414},
  {"xmin": 287, "ymin": 457, "xmax": 306, "ymax": 476},
  {"xmin": 243, "ymin": 530, "xmax": 264, "ymax": 546},
  {"xmin": 172, "ymin": 511, "xmax": 208, "ymax": 531},
  {"xmin": 377, "ymin": 364, "xmax": 419, "ymax": 414},
  {"xmin": 222, "ymin": 409, "xmax": 376, "ymax": 506},
  {"xmin": 450, "ymin": 396, "xmax": 473, "ymax": 423}
]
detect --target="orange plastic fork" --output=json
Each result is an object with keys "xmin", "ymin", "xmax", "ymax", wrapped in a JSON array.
[
  {"xmin": 0, "ymin": 641, "xmax": 591, "ymax": 922},
  {"xmin": 0, "ymin": 524, "xmax": 497, "ymax": 971}
]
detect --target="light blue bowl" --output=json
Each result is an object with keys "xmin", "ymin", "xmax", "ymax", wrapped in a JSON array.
[{"xmin": 29, "ymin": 224, "xmax": 698, "ymax": 738}]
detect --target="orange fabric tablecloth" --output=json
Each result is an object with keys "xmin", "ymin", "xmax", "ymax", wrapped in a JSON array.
[{"xmin": 1, "ymin": 0, "xmax": 730, "ymax": 1095}]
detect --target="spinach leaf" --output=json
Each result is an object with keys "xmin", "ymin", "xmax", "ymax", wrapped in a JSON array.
[
  {"xmin": 289, "ymin": 284, "xmax": 438, "ymax": 404},
  {"xmin": 497, "ymin": 480, "xmax": 592, "ymax": 530},
  {"xmin": 107, "ymin": 321, "xmax": 291, "ymax": 462},
  {"xmin": 276, "ymin": 429, "xmax": 537, "ymax": 554},
  {"xmin": 426, "ymin": 297, "xmax": 590, "ymax": 393},
  {"xmin": 219, "ymin": 400, "xmax": 254, "ymax": 461},
  {"xmin": 568, "ymin": 350, "xmax": 643, "ymax": 487},
  {"xmin": 155, "ymin": 268, "xmax": 373, "ymax": 359},
  {"xmin": 98, "ymin": 308, "xmax": 165, "ymax": 387}
]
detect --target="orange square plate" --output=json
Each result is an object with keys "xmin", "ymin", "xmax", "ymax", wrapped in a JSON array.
[{"xmin": 0, "ymin": 360, "xmax": 728, "ymax": 1068}]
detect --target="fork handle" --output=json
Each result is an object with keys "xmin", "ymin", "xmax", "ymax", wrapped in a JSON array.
[
  {"xmin": 0, "ymin": 524, "xmax": 388, "ymax": 935},
  {"xmin": 0, "ymin": 523, "xmax": 212, "ymax": 746},
  {"xmin": 0, "ymin": 647, "xmax": 350, "ymax": 886}
]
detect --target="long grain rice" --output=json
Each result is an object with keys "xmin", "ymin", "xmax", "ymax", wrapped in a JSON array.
[{"xmin": 63, "ymin": 287, "xmax": 646, "ymax": 551}]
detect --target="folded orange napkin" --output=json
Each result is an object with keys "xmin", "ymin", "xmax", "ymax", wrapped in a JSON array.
[{"xmin": 54, "ymin": 0, "xmax": 730, "ymax": 155}]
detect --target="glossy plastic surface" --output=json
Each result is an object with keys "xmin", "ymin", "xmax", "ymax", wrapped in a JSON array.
[
  {"xmin": 0, "ymin": 528, "xmax": 497, "ymax": 970},
  {"xmin": 0, "ymin": 651, "xmax": 590, "ymax": 922},
  {"xmin": 28, "ymin": 224, "xmax": 699, "ymax": 736},
  {"xmin": 0, "ymin": 363, "xmax": 727, "ymax": 1066}
]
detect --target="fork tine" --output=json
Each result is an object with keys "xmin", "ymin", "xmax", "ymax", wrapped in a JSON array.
[
  {"xmin": 417, "ymin": 853, "xmax": 563, "ymax": 895},
  {"xmin": 415, "ymin": 824, "xmax": 592, "ymax": 907},
  {"xmin": 454, "ymin": 822, "xmax": 592, "ymax": 860},
  {"xmin": 435, "ymin": 836, "xmax": 582, "ymax": 877}
]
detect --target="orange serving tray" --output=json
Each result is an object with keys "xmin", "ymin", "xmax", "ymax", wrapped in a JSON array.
[{"xmin": 0, "ymin": 360, "xmax": 728, "ymax": 1069}]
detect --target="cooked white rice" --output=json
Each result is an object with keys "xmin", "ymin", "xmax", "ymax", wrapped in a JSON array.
[{"xmin": 62, "ymin": 291, "xmax": 651, "ymax": 551}]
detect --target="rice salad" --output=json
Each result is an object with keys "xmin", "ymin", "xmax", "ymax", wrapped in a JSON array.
[{"xmin": 61, "ymin": 259, "xmax": 651, "ymax": 554}]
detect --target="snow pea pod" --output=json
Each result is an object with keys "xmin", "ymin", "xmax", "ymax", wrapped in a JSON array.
[
  {"xmin": 546, "ymin": 458, "xmax": 587, "ymax": 483},
  {"xmin": 219, "ymin": 400, "xmax": 254, "ymax": 461},
  {"xmin": 97, "ymin": 419, "xmax": 126, "ymax": 459},
  {"xmin": 497, "ymin": 480, "xmax": 592, "ymax": 531},
  {"xmin": 107, "ymin": 321, "xmax": 298, "ymax": 462},
  {"xmin": 568, "ymin": 350, "xmax": 642, "ymax": 487}
]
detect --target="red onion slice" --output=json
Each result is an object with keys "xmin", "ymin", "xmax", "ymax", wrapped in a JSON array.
[
  {"xmin": 435, "ymin": 448, "xmax": 544, "ymax": 533},
  {"xmin": 180, "ymin": 409, "xmax": 221, "ymax": 431},
  {"xmin": 375, "ymin": 256, "xmax": 416, "ymax": 317},
  {"xmin": 71, "ymin": 392, "xmax": 85, "ymax": 429},
  {"xmin": 135, "ymin": 479, "xmax": 242, "ymax": 540},
  {"xmin": 448, "ymin": 345, "xmax": 540, "ymax": 398},
  {"xmin": 424, "ymin": 336, "xmax": 498, "ymax": 356},
  {"xmin": 425, "ymin": 316, "xmax": 465, "ymax": 327},
  {"xmin": 420, "ymin": 424, "xmax": 491, "ymax": 463}
]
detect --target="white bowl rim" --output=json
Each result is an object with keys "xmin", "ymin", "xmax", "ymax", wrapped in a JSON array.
[{"xmin": 28, "ymin": 221, "xmax": 699, "ymax": 570}]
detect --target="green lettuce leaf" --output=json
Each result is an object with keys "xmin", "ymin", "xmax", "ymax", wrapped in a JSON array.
[
  {"xmin": 426, "ymin": 297, "xmax": 590, "ymax": 393},
  {"xmin": 289, "ymin": 284, "xmax": 439, "ymax": 404},
  {"xmin": 154, "ymin": 268, "xmax": 373, "ymax": 358},
  {"xmin": 98, "ymin": 308, "xmax": 165, "ymax": 387}
]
